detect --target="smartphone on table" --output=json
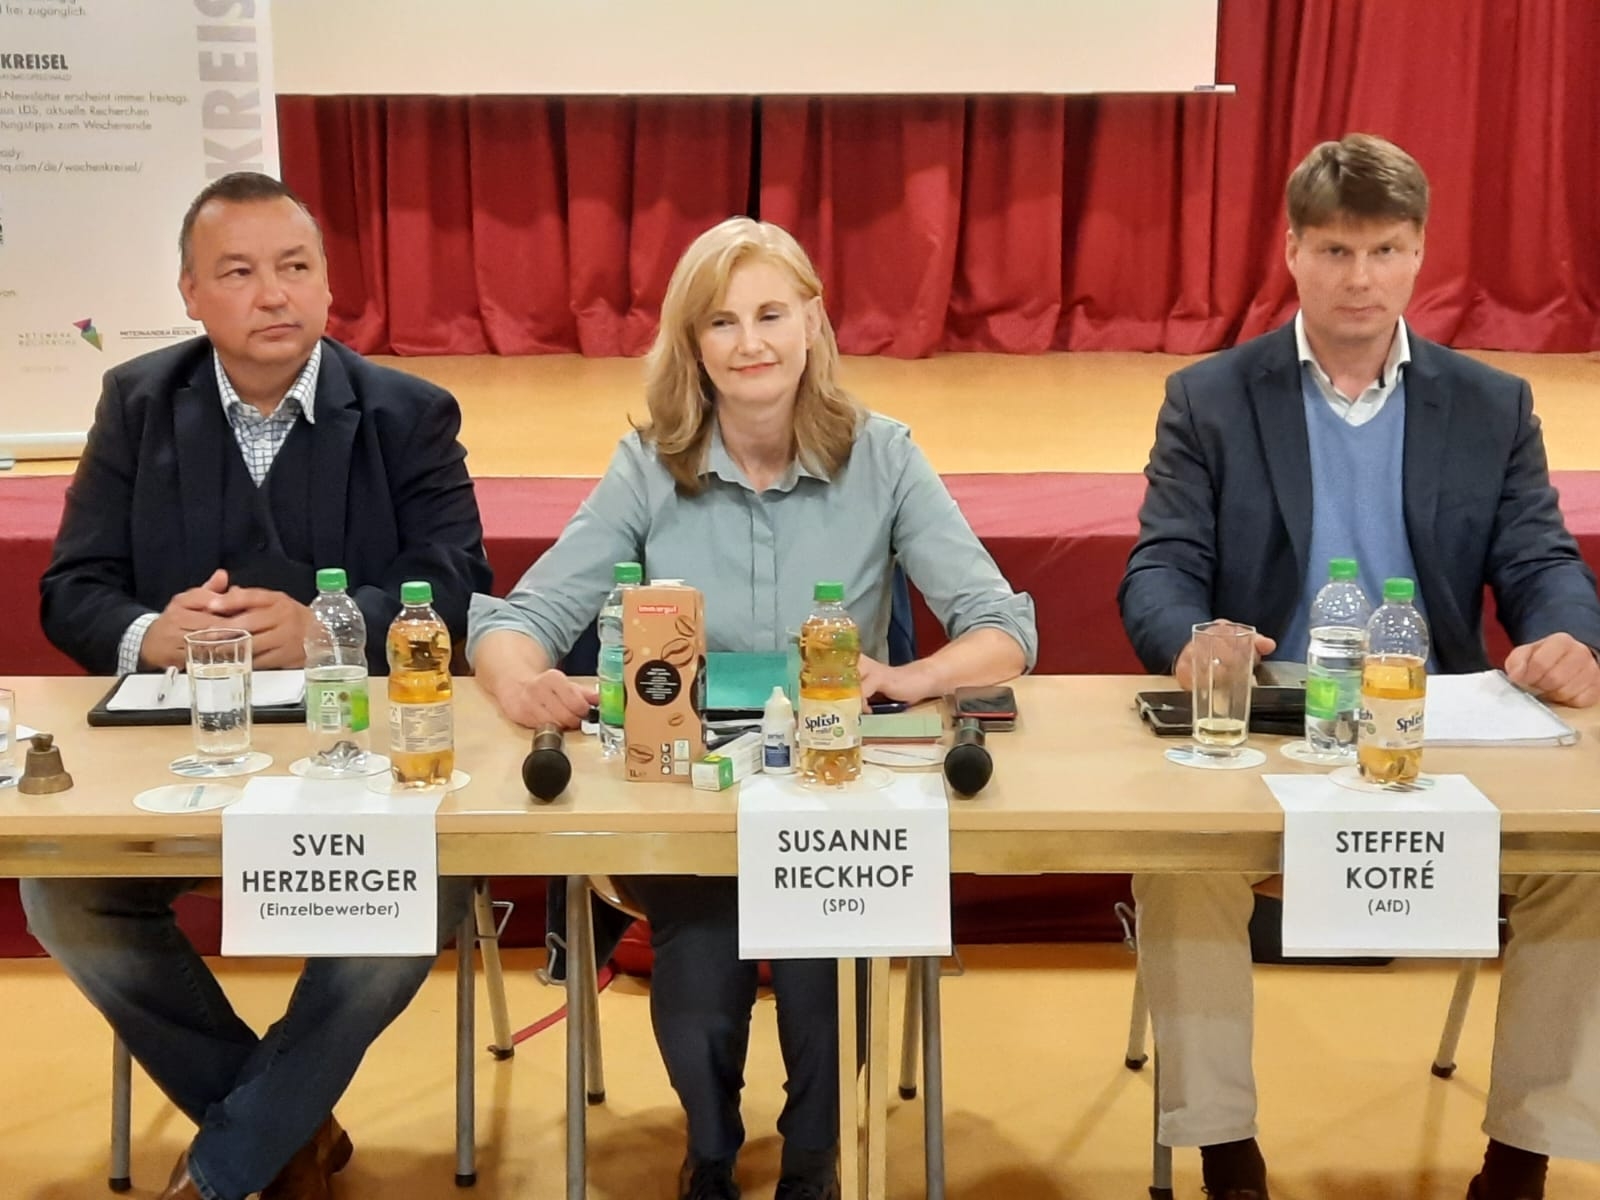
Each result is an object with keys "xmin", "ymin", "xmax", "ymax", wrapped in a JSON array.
[{"xmin": 951, "ymin": 684, "xmax": 1018, "ymax": 732}]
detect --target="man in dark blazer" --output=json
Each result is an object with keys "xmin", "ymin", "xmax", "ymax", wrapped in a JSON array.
[
  {"xmin": 1120, "ymin": 136, "xmax": 1600, "ymax": 1200},
  {"xmin": 24, "ymin": 173, "xmax": 489, "ymax": 1200},
  {"xmin": 39, "ymin": 206, "xmax": 489, "ymax": 676}
]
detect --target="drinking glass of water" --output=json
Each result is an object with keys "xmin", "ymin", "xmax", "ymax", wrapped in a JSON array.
[
  {"xmin": 1190, "ymin": 621, "xmax": 1256, "ymax": 759},
  {"xmin": 185, "ymin": 629, "xmax": 252, "ymax": 766}
]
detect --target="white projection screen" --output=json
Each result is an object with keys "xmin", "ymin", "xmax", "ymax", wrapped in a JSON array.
[{"xmin": 271, "ymin": 0, "xmax": 1221, "ymax": 96}]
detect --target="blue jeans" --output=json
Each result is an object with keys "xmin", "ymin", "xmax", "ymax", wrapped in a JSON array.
[{"xmin": 21, "ymin": 875, "xmax": 472, "ymax": 1200}]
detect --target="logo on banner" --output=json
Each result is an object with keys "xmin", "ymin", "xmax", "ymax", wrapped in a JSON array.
[
  {"xmin": 73, "ymin": 317, "xmax": 101, "ymax": 350},
  {"xmin": 120, "ymin": 325, "xmax": 201, "ymax": 342},
  {"xmin": 17, "ymin": 329, "xmax": 74, "ymax": 349},
  {"xmin": 0, "ymin": 53, "xmax": 71, "ymax": 76}
]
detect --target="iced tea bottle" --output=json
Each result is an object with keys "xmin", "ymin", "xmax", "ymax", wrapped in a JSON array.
[
  {"xmin": 798, "ymin": 581, "xmax": 862, "ymax": 785},
  {"xmin": 387, "ymin": 580, "xmax": 454, "ymax": 787},
  {"xmin": 1357, "ymin": 577, "xmax": 1429, "ymax": 784}
]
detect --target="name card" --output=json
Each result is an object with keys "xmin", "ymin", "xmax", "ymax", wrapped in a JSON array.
[
  {"xmin": 738, "ymin": 771, "xmax": 950, "ymax": 960},
  {"xmin": 1267, "ymin": 774, "xmax": 1500, "ymax": 958},
  {"xmin": 222, "ymin": 776, "xmax": 442, "ymax": 957}
]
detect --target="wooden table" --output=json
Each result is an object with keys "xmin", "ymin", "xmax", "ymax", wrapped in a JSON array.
[
  {"xmin": 4, "ymin": 674, "xmax": 1599, "ymax": 1200},
  {"xmin": 5, "ymin": 674, "xmax": 1599, "ymax": 879}
]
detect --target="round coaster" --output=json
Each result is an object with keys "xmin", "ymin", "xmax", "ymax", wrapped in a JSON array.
[
  {"xmin": 133, "ymin": 783, "xmax": 244, "ymax": 813},
  {"xmin": 1330, "ymin": 764, "xmax": 1437, "ymax": 793},
  {"xmin": 366, "ymin": 768, "xmax": 471, "ymax": 795},
  {"xmin": 169, "ymin": 750, "xmax": 272, "ymax": 779},
  {"xmin": 782, "ymin": 763, "xmax": 897, "ymax": 791},
  {"xmin": 857, "ymin": 763, "xmax": 894, "ymax": 789},
  {"xmin": 1165, "ymin": 746, "xmax": 1267, "ymax": 771},
  {"xmin": 863, "ymin": 744, "xmax": 946, "ymax": 769},
  {"xmin": 289, "ymin": 753, "xmax": 391, "ymax": 780},
  {"xmin": 1279, "ymin": 739, "xmax": 1357, "ymax": 765}
]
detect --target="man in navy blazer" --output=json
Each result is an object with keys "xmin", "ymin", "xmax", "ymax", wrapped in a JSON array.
[
  {"xmin": 39, "ymin": 217, "xmax": 489, "ymax": 677},
  {"xmin": 25, "ymin": 173, "xmax": 487, "ymax": 1200},
  {"xmin": 1120, "ymin": 136, "xmax": 1600, "ymax": 1200},
  {"xmin": 1121, "ymin": 323, "xmax": 1600, "ymax": 682}
]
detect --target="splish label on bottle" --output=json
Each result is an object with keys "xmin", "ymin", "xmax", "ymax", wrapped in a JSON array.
[
  {"xmin": 1359, "ymin": 695, "xmax": 1424, "ymax": 749},
  {"xmin": 798, "ymin": 699, "xmax": 860, "ymax": 751}
]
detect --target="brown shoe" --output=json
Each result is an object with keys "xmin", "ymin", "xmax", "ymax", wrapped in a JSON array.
[
  {"xmin": 158, "ymin": 1151, "xmax": 204, "ymax": 1200},
  {"xmin": 1200, "ymin": 1136, "xmax": 1269, "ymax": 1199},
  {"xmin": 1467, "ymin": 1173, "xmax": 1543, "ymax": 1200},
  {"xmin": 1470, "ymin": 1138, "xmax": 1549, "ymax": 1200},
  {"xmin": 261, "ymin": 1117, "xmax": 354, "ymax": 1200},
  {"xmin": 311, "ymin": 1116, "xmax": 354, "ymax": 1175}
]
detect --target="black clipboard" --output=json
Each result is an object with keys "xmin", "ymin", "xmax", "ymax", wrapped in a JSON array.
[
  {"xmin": 1134, "ymin": 687, "xmax": 1306, "ymax": 737},
  {"xmin": 86, "ymin": 677, "xmax": 307, "ymax": 728}
]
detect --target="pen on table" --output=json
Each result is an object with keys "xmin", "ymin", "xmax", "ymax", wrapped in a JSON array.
[{"xmin": 154, "ymin": 666, "xmax": 179, "ymax": 704}]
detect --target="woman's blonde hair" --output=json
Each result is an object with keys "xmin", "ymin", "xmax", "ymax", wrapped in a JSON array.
[{"xmin": 640, "ymin": 216, "xmax": 861, "ymax": 492}]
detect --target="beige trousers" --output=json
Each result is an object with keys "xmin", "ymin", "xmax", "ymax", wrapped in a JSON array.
[{"xmin": 1133, "ymin": 872, "xmax": 1600, "ymax": 1159}]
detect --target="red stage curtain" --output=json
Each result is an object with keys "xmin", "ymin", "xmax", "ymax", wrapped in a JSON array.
[{"xmin": 276, "ymin": 0, "xmax": 1600, "ymax": 359}]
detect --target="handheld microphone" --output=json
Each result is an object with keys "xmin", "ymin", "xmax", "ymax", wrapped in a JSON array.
[
  {"xmin": 943, "ymin": 717, "xmax": 993, "ymax": 798},
  {"xmin": 522, "ymin": 724, "xmax": 571, "ymax": 802}
]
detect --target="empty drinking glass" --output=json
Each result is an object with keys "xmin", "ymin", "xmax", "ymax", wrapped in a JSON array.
[{"xmin": 1190, "ymin": 621, "xmax": 1256, "ymax": 759}]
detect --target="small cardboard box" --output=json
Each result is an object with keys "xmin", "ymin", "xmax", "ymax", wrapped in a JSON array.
[
  {"xmin": 622, "ymin": 584, "xmax": 706, "ymax": 782},
  {"xmin": 692, "ymin": 731, "xmax": 763, "ymax": 791}
]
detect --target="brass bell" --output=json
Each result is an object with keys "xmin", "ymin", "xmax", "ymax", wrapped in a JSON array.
[{"xmin": 18, "ymin": 732, "xmax": 74, "ymax": 795}]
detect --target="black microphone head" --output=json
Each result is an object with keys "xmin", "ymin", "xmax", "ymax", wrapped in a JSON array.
[
  {"xmin": 522, "ymin": 725, "xmax": 571, "ymax": 802},
  {"xmin": 944, "ymin": 719, "xmax": 992, "ymax": 797}
]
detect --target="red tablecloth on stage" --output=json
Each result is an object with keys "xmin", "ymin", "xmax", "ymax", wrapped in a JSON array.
[{"xmin": 7, "ymin": 468, "xmax": 1573, "ymax": 675}]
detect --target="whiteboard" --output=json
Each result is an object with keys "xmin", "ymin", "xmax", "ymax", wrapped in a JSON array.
[{"xmin": 271, "ymin": 0, "xmax": 1221, "ymax": 96}]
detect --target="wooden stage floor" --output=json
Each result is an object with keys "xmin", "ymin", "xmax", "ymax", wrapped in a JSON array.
[
  {"xmin": 11, "ymin": 349, "xmax": 1600, "ymax": 478},
  {"xmin": 8, "ymin": 945, "xmax": 1600, "ymax": 1198}
]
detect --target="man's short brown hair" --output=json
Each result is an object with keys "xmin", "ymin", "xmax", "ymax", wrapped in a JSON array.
[
  {"xmin": 178, "ymin": 171, "xmax": 321, "ymax": 271},
  {"xmin": 1286, "ymin": 134, "xmax": 1429, "ymax": 234}
]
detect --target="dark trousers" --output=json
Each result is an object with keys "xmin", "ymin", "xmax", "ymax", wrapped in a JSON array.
[{"xmin": 627, "ymin": 875, "xmax": 865, "ymax": 1172}]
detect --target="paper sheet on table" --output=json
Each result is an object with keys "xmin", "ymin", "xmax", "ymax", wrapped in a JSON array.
[
  {"xmin": 1423, "ymin": 671, "xmax": 1577, "ymax": 747},
  {"xmin": 105, "ymin": 669, "xmax": 306, "ymax": 712}
]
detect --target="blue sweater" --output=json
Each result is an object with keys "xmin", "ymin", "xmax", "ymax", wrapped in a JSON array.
[{"xmin": 1275, "ymin": 372, "xmax": 1423, "ymax": 662}]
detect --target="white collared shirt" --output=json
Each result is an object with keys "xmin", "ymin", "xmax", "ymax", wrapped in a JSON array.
[
  {"xmin": 1295, "ymin": 311, "xmax": 1411, "ymax": 428},
  {"xmin": 215, "ymin": 341, "xmax": 323, "ymax": 485}
]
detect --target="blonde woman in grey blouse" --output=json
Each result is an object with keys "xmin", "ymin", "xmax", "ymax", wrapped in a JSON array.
[{"xmin": 469, "ymin": 217, "xmax": 1036, "ymax": 1200}]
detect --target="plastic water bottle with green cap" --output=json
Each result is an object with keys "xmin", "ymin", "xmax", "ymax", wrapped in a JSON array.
[
  {"xmin": 1358, "ymin": 577, "xmax": 1430, "ymax": 784},
  {"xmin": 304, "ymin": 566, "xmax": 372, "ymax": 776},
  {"xmin": 387, "ymin": 580, "xmax": 454, "ymax": 787},
  {"xmin": 798, "ymin": 581, "xmax": 862, "ymax": 786},
  {"xmin": 598, "ymin": 561, "xmax": 643, "ymax": 759},
  {"xmin": 1300, "ymin": 557, "xmax": 1373, "ymax": 762}
]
